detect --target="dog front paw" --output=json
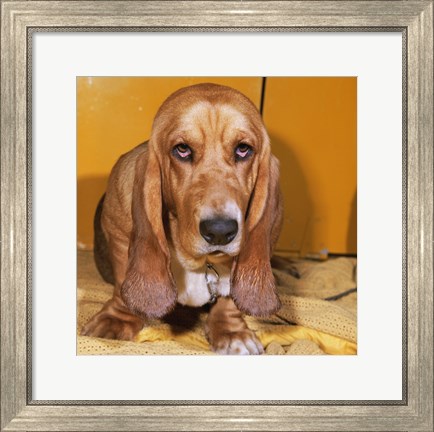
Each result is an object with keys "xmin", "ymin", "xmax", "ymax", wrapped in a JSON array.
[
  {"xmin": 210, "ymin": 330, "xmax": 264, "ymax": 355},
  {"xmin": 81, "ymin": 300, "xmax": 144, "ymax": 341}
]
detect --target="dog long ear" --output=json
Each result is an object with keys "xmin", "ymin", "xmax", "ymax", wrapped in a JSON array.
[
  {"xmin": 231, "ymin": 145, "xmax": 283, "ymax": 317},
  {"xmin": 121, "ymin": 144, "xmax": 177, "ymax": 319}
]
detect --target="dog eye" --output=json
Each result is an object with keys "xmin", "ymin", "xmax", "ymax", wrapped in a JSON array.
[
  {"xmin": 173, "ymin": 143, "xmax": 192, "ymax": 161},
  {"xmin": 235, "ymin": 143, "xmax": 253, "ymax": 161}
]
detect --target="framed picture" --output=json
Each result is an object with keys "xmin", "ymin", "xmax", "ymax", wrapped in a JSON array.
[{"xmin": 1, "ymin": 1, "xmax": 432, "ymax": 431}]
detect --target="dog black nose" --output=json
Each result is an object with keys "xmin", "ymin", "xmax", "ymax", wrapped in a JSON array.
[{"xmin": 199, "ymin": 219, "xmax": 238, "ymax": 246}]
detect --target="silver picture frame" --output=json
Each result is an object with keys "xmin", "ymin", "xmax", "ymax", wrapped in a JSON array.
[{"xmin": 1, "ymin": 1, "xmax": 432, "ymax": 430}]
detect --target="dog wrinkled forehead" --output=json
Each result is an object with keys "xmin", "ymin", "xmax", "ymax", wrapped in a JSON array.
[{"xmin": 150, "ymin": 83, "xmax": 266, "ymax": 144}]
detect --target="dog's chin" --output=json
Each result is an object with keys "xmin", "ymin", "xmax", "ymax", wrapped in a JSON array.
[
  {"xmin": 179, "ymin": 250, "xmax": 237, "ymax": 270},
  {"xmin": 178, "ymin": 245, "xmax": 240, "ymax": 270},
  {"xmin": 206, "ymin": 250, "xmax": 234, "ymax": 265},
  {"xmin": 175, "ymin": 234, "xmax": 242, "ymax": 270}
]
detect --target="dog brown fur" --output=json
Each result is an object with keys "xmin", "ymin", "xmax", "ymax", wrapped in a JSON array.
[{"xmin": 81, "ymin": 83, "xmax": 283, "ymax": 354}]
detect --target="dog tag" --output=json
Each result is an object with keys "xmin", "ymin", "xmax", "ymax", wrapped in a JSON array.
[{"xmin": 205, "ymin": 262, "xmax": 220, "ymax": 304}]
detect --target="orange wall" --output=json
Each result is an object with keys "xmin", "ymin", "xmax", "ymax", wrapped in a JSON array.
[
  {"xmin": 264, "ymin": 77, "xmax": 357, "ymax": 256},
  {"xmin": 77, "ymin": 77, "xmax": 357, "ymax": 257}
]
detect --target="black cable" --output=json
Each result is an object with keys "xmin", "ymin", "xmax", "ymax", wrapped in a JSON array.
[
  {"xmin": 259, "ymin": 77, "xmax": 267, "ymax": 116},
  {"xmin": 324, "ymin": 287, "xmax": 357, "ymax": 301}
]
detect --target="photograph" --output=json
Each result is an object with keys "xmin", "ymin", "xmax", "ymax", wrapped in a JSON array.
[{"xmin": 77, "ymin": 77, "xmax": 357, "ymax": 356}]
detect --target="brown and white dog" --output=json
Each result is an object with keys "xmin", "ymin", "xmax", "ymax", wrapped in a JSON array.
[{"xmin": 81, "ymin": 83, "xmax": 283, "ymax": 354}]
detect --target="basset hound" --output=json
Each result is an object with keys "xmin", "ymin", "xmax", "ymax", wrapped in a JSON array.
[{"xmin": 81, "ymin": 83, "xmax": 283, "ymax": 354}]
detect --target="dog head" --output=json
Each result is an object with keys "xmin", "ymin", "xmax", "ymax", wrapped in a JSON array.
[{"xmin": 122, "ymin": 83, "xmax": 282, "ymax": 318}]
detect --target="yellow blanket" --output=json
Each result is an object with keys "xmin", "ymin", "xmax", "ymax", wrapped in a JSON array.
[{"xmin": 77, "ymin": 251, "xmax": 357, "ymax": 355}]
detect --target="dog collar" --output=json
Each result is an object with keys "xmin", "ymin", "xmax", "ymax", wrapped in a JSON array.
[{"xmin": 205, "ymin": 262, "xmax": 220, "ymax": 304}]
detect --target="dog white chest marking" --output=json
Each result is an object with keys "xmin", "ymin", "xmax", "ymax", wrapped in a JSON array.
[{"xmin": 170, "ymin": 254, "xmax": 231, "ymax": 307}]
